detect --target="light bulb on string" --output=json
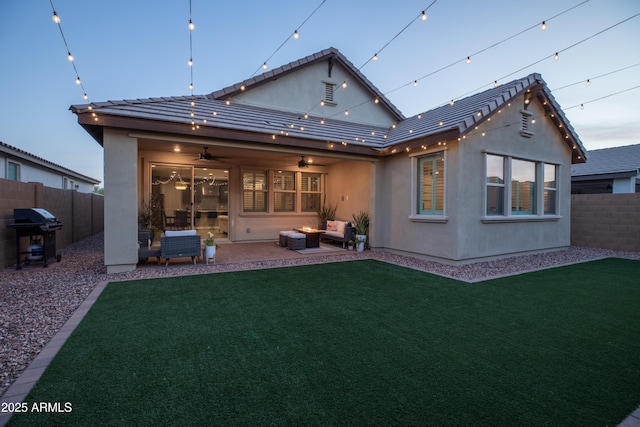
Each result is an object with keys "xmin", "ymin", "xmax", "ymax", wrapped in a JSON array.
[
  {"xmin": 341, "ymin": 81, "xmax": 347, "ymax": 89},
  {"xmin": 188, "ymin": 20, "xmax": 195, "ymax": 30},
  {"xmin": 494, "ymin": 80, "xmax": 498, "ymax": 88},
  {"xmin": 586, "ymin": 79, "xmax": 591, "ymax": 86},
  {"xmin": 554, "ymin": 52, "xmax": 559, "ymax": 60},
  {"xmin": 293, "ymin": 30, "xmax": 299, "ymax": 39},
  {"xmin": 580, "ymin": 104, "xmax": 584, "ymax": 110},
  {"xmin": 421, "ymin": 11, "xmax": 427, "ymax": 21},
  {"xmin": 373, "ymin": 53, "xmax": 378, "ymax": 61},
  {"xmin": 262, "ymin": 62, "xmax": 267, "ymax": 70},
  {"xmin": 75, "ymin": 77, "xmax": 81, "ymax": 85},
  {"xmin": 52, "ymin": 11, "xmax": 61, "ymax": 24},
  {"xmin": 188, "ymin": 58, "xmax": 193, "ymax": 67},
  {"xmin": 83, "ymin": 93, "xmax": 88, "ymax": 100},
  {"xmin": 541, "ymin": 21, "xmax": 547, "ymax": 30},
  {"xmin": 189, "ymin": 83, "xmax": 193, "ymax": 90},
  {"xmin": 466, "ymin": 56, "xmax": 471, "ymax": 64},
  {"xmin": 67, "ymin": 52, "xmax": 74, "ymax": 62},
  {"xmin": 413, "ymin": 80, "xmax": 418, "ymax": 87}
]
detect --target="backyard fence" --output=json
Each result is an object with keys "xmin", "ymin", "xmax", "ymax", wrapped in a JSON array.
[
  {"xmin": 571, "ymin": 193, "xmax": 640, "ymax": 252},
  {"xmin": 0, "ymin": 179, "xmax": 104, "ymax": 269}
]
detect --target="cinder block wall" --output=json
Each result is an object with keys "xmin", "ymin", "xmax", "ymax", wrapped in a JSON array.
[
  {"xmin": 571, "ymin": 193, "xmax": 640, "ymax": 252},
  {"xmin": 0, "ymin": 179, "xmax": 104, "ymax": 269}
]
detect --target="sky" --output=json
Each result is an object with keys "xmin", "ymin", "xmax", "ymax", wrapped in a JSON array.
[{"xmin": 1, "ymin": 0, "xmax": 638, "ymax": 186}]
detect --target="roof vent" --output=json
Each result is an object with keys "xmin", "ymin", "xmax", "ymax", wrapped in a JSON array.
[
  {"xmin": 323, "ymin": 82, "xmax": 337, "ymax": 106},
  {"xmin": 520, "ymin": 110, "xmax": 534, "ymax": 138}
]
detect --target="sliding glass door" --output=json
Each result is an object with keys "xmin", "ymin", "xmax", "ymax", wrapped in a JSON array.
[{"xmin": 151, "ymin": 164, "xmax": 228, "ymax": 237}]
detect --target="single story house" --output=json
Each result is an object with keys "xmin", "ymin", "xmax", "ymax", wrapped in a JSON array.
[
  {"xmin": 571, "ymin": 143, "xmax": 639, "ymax": 194},
  {"xmin": 0, "ymin": 141, "xmax": 100, "ymax": 193},
  {"xmin": 71, "ymin": 47, "xmax": 587, "ymax": 273}
]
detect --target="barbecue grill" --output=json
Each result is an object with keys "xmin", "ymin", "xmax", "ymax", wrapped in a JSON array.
[{"xmin": 7, "ymin": 208, "xmax": 63, "ymax": 270}]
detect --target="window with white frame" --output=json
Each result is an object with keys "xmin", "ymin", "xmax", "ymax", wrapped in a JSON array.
[
  {"xmin": 243, "ymin": 170, "xmax": 268, "ymax": 212},
  {"xmin": 417, "ymin": 152, "xmax": 445, "ymax": 215},
  {"xmin": 273, "ymin": 171, "xmax": 295, "ymax": 212},
  {"xmin": 7, "ymin": 160, "xmax": 20, "ymax": 181},
  {"xmin": 301, "ymin": 172, "xmax": 321, "ymax": 212},
  {"xmin": 543, "ymin": 163, "xmax": 557, "ymax": 215},
  {"xmin": 511, "ymin": 159, "xmax": 536, "ymax": 215},
  {"xmin": 485, "ymin": 153, "xmax": 559, "ymax": 218},
  {"xmin": 486, "ymin": 154, "xmax": 505, "ymax": 216}
]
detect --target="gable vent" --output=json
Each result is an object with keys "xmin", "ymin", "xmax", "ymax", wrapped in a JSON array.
[
  {"xmin": 323, "ymin": 82, "xmax": 337, "ymax": 106},
  {"xmin": 520, "ymin": 109, "xmax": 534, "ymax": 138}
]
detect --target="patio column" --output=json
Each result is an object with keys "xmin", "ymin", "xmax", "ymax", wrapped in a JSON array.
[{"xmin": 103, "ymin": 129, "xmax": 138, "ymax": 273}]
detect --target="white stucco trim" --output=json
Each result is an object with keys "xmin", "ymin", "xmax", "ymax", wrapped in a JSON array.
[
  {"xmin": 408, "ymin": 215, "xmax": 449, "ymax": 223},
  {"xmin": 481, "ymin": 215, "xmax": 561, "ymax": 223}
]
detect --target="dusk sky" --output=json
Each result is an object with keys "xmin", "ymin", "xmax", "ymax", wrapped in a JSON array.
[{"xmin": 1, "ymin": 0, "xmax": 638, "ymax": 185}]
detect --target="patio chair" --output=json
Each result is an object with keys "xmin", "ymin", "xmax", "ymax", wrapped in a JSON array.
[
  {"xmin": 173, "ymin": 210, "xmax": 189, "ymax": 229},
  {"xmin": 160, "ymin": 230, "xmax": 201, "ymax": 266}
]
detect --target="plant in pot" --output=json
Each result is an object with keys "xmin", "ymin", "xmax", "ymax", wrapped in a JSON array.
[
  {"xmin": 204, "ymin": 230, "xmax": 218, "ymax": 260},
  {"xmin": 138, "ymin": 202, "xmax": 158, "ymax": 242},
  {"xmin": 351, "ymin": 210, "xmax": 370, "ymax": 252},
  {"xmin": 347, "ymin": 240, "xmax": 355, "ymax": 251},
  {"xmin": 316, "ymin": 202, "xmax": 337, "ymax": 230}
]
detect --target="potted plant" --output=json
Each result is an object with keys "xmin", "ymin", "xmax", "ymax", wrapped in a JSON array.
[
  {"xmin": 347, "ymin": 240, "xmax": 354, "ymax": 251},
  {"xmin": 204, "ymin": 230, "xmax": 218, "ymax": 260},
  {"xmin": 352, "ymin": 210, "xmax": 370, "ymax": 252},
  {"xmin": 315, "ymin": 201, "xmax": 337, "ymax": 230},
  {"xmin": 138, "ymin": 202, "xmax": 158, "ymax": 242}
]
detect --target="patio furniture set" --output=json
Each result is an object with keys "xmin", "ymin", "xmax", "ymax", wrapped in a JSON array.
[{"xmin": 279, "ymin": 220, "xmax": 355, "ymax": 250}]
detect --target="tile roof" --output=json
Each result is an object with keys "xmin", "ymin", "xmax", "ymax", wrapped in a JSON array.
[
  {"xmin": 71, "ymin": 49, "xmax": 586, "ymax": 162},
  {"xmin": 571, "ymin": 143, "xmax": 640, "ymax": 176}
]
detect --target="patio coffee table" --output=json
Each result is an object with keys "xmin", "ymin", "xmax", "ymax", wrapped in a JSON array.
[{"xmin": 294, "ymin": 228, "xmax": 323, "ymax": 248}]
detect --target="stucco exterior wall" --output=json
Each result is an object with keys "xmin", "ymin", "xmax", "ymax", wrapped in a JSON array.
[
  {"xmin": 374, "ymin": 94, "xmax": 574, "ymax": 263},
  {"xmin": 454, "ymin": 95, "xmax": 573, "ymax": 261},
  {"xmin": 232, "ymin": 61, "xmax": 397, "ymax": 127},
  {"xmin": 326, "ymin": 160, "xmax": 373, "ymax": 223},
  {"xmin": 104, "ymin": 129, "xmax": 138, "ymax": 273}
]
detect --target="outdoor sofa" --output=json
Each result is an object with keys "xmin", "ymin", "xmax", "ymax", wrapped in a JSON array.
[{"xmin": 321, "ymin": 220, "xmax": 355, "ymax": 248}]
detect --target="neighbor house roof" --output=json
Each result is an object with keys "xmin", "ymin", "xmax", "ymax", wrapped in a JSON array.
[
  {"xmin": 0, "ymin": 141, "xmax": 101, "ymax": 184},
  {"xmin": 71, "ymin": 48, "xmax": 586, "ymax": 163},
  {"xmin": 571, "ymin": 143, "xmax": 640, "ymax": 178}
]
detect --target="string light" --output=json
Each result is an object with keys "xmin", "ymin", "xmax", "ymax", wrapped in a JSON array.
[
  {"xmin": 188, "ymin": 0, "xmax": 196, "ymax": 129},
  {"xmin": 49, "ymin": 1, "xmax": 90, "ymax": 104},
  {"xmin": 585, "ymin": 79, "xmax": 591, "ymax": 86},
  {"xmin": 250, "ymin": 0, "xmax": 326, "ymax": 77},
  {"xmin": 359, "ymin": 0, "xmax": 439, "ymax": 69},
  {"xmin": 384, "ymin": 1, "xmax": 593, "ymax": 98},
  {"xmin": 466, "ymin": 56, "xmax": 471, "ymax": 64},
  {"xmin": 413, "ymin": 80, "xmax": 418, "ymax": 87},
  {"xmin": 554, "ymin": 52, "xmax": 559, "ymax": 60},
  {"xmin": 373, "ymin": 53, "xmax": 378, "ymax": 61},
  {"xmin": 541, "ymin": 21, "xmax": 547, "ymax": 30}
]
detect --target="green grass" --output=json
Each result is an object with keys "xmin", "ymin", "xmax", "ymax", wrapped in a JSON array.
[{"xmin": 8, "ymin": 258, "xmax": 640, "ymax": 426}]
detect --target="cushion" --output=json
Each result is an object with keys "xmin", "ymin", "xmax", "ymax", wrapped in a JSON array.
[
  {"xmin": 336, "ymin": 221, "xmax": 346, "ymax": 235},
  {"xmin": 165, "ymin": 229, "xmax": 197, "ymax": 237},
  {"xmin": 326, "ymin": 220, "xmax": 338, "ymax": 232},
  {"xmin": 323, "ymin": 231, "xmax": 344, "ymax": 238}
]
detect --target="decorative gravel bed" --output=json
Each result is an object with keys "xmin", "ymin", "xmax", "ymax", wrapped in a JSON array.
[{"xmin": 1, "ymin": 232, "xmax": 638, "ymax": 398}]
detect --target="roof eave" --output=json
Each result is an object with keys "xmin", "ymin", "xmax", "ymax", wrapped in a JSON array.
[{"xmin": 76, "ymin": 111, "xmax": 383, "ymax": 158}]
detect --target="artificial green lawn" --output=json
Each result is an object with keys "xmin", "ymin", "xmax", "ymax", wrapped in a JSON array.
[{"xmin": 8, "ymin": 258, "xmax": 640, "ymax": 426}]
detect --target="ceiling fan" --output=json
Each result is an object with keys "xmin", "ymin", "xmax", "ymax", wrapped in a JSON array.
[
  {"xmin": 194, "ymin": 147, "xmax": 230, "ymax": 161},
  {"xmin": 296, "ymin": 155, "xmax": 324, "ymax": 168}
]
